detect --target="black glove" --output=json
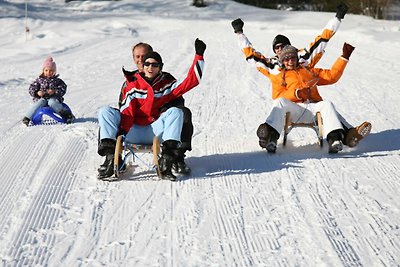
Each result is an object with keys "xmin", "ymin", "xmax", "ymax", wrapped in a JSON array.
[
  {"xmin": 195, "ymin": 38, "xmax": 206, "ymax": 56},
  {"xmin": 117, "ymin": 129, "xmax": 127, "ymax": 137},
  {"xmin": 231, "ymin": 18, "xmax": 244, "ymax": 33},
  {"xmin": 336, "ymin": 3, "xmax": 348, "ymax": 20},
  {"xmin": 342, "ymin": 42, "xmax": 355, "ymax": 59}
]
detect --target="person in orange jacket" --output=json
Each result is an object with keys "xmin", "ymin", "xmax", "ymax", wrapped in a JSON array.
[
  {"xmin": 244, "ymin": 42, "xmax": 354, "ymax": 154},
  {"xmin": 232, "ymin": 12, "xmax": 371, "ymax": 150}
]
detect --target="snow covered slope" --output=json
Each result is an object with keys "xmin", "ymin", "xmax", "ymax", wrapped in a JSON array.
[{"xmin": 0, "ymin": 0, "xmax": 399, "ymax": 266}]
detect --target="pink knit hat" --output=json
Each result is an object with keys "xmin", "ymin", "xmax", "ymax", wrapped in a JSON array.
[{"xmin": 42, "ymin": 56, "xmax": 57, "ymax": 71}]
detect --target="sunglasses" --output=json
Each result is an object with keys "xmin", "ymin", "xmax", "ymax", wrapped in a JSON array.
[
  {"xmin": 144, "ymin": 62, "xmax": 162, "ymax": 68},
  {"xmin": 274, "ymin": 44, "xmax": 286, "ymax": 50},
  {"xmin": 282, "ymin": 55, "xmax": 298, "ymax": 61}
]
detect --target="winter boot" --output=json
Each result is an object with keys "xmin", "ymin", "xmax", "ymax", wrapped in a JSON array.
[
  {"xmin": 59, "ymin": 110, "xmax": 75, "ymax": 124},
  {"xmin": 327, "ymin": 129, "xmax": 345, "ymax": 154},
  {"xmin": 98, "ymin": 138, "xmax": 116, "ymax": 156},
  {"xmin": 266, "ymin": 129, "xmax": 280, "ymax": 153},
  {"xmin": 257, "ymin": 123, "xmax": 280, "ymax": 153},
  {"xmin": 97, "ymin": 154, "xmax": 114, "ymax": 179},
  {"xmin": 22, "ymin": 117, "xmax": 30, "ymax": 126},
  {"xmin": 344, "ymin": 122, "xmax": 372, "ymax": 147},
  {"xmin": 159, "ymin": 154, "xmax": 177, "ymax": 181},
  {"xmin": 257, "ymin": 123, "xmax": 269, "ymax": 148},
  {"xmin": 172, "ymin": 149, "xmax": 191, "ymax": 175},
  {"xmin": 98, "ymin": 153, "xmax": 125, "ymax": 172},
  {"xmin": 158, "ymin": 140, "xmax": 180, "ymax": 181}
]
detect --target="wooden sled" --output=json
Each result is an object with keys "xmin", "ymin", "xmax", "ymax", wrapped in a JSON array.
[
  {"xmin": 283, "ymin": 111, "xmax": 324, "ymax": 148},
  {"xmin": 113, "ymin": 135, "xmax": 161, "ymax": 179}
]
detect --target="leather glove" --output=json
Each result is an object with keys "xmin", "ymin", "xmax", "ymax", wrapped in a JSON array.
[
  {"xmin": 342, "ymin": 42, "xmax": 355, "ymax": 59},
  {"xmin": 336, "ymin": 3, "xmax": 348, "ymax": 20},
  {"xmin": 296, "ymin": 88, "xmax": 310, "ymax": 102},
  {"xmin": 231, "ymin": 18, "xmax": 244, "ymax": 33},
  {"xmin": 195, "ymin": 38, "xmax": 206, "ymax": 56}
]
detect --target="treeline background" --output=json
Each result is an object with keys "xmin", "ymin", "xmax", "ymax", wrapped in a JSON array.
[{"xmin": 226, "ymin": 0, "xmax": 400, "ymax": 19}]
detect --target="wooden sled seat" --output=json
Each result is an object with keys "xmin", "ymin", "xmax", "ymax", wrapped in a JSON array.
[
  {"xmin": 113, "ymin": 135, "xmax": 161, "ymax": 178},
  {"xmin": 283, "ymin": 111, "xmax": 324, "ymax": 147}
]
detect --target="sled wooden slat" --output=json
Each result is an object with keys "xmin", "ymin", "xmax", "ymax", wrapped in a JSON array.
[
  {"xmin": 113, "ymin": 135, "xmax": 161, "ymax": 179},
  {"xmin": 283, "ymin": 111, "xmax": 323, "ymax": 148}
]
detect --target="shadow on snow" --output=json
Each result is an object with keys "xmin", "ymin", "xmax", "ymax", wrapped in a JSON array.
[{"xmin": 185, "ymin": 129, "xmax": 400, "ymax": 180}]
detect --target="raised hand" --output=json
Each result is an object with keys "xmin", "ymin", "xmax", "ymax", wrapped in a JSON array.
[
  {"xmin": 342, "ymin": 42, "xmax": 355, "ymax": 59},
  {"xmin": 336, "ymin": 3, "xmax": 348, "ymax": 20},
  {"xmin": 231, "ymin": 18, "xmax": 244, "ymax": 33},
  {"xmin": 195, "ymin": 38, "xmax": 206, "ymax": 56}
]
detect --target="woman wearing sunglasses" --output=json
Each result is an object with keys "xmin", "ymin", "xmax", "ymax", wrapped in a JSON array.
[
  {"xmin": 98, "ymin": 38, "xmax": 206, "ymax": 181},
  {"xmin": 231, "ymin": 4, "xmax": 371, "ymax": 152}
]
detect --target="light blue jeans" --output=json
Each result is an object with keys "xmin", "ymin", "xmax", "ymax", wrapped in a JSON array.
[
  {"xmin": 26, "ymin": 97, "xmax": 64, "ymax": 119},
  {"xmin": 98, "ymin": 106, "xmax": 183, "ymax": 144}
]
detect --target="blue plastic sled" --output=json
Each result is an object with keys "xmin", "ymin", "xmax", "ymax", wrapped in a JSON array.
[{"xmin": 31, "ymin": 103, "xmax": 73, "ymax": 125}]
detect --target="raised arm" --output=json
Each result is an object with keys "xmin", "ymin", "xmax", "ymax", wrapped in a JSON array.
[
  {"xmin": 232, "ymin": 18, "xmax": 277, "ymax": 76},
  {"xmin": 299, "ymin": 3, "xmax": 348, "ymax": 68},
  {"xmin": 316, "ymin": 42, "xmax": 354, "ymax": 86},
  {"xmin": 160, "ymin": 38, "xmax": 206, "ymax": 100}
]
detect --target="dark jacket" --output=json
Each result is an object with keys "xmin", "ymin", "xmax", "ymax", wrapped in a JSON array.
[{"xmin": 28, "ymin": 74, "xmax": 67, "ymax": 102}]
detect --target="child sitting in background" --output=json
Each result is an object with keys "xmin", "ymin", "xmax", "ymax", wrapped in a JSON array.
[{"xmin": 22, "ymin": 56, "xmax": 74, "ymax": 125}]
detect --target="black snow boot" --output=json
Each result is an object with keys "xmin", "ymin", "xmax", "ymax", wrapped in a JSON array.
[
  {"xmin": 172, "ymin": 149, "xmax": 191, "ymax": 175},
  {"xmin": 159, "ymin": 154, "xmax": 177, "ymax": 181},
  {"xmin": 98, "ymin": 154, "xmax": 115, "ymax": 179},
  {"xmin": 327, "ymin": 129, "xmax": 345, "ymax": 154},
  {"xmin": 98, "ymin": 138, "xmax": 116, "ymax": 156},
  {"xmin": 257, "ymin": 123, "xmax": 280, "ymax": 153},
  {"xmin": 22, "ymin": 117, "xmax": 30, "ymax": 126},
  {"xmin": 59, "ymin": 110, "xmax": 75, "ymax": 124},
  {"xmin": 158, "ymin": 140, "xmax": 180, "ymax": 181},
  {"xmin": 98, "ymin": 153, "xmax": 126, "ymax": 179}
]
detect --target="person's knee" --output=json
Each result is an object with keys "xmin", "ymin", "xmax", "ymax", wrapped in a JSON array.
[
  {"xmin": 37, "ymin": 98, "xmax": 48, "ymax": 107},
  {"xmin": 99, "ymin": 106, "xmax": 116, "ymax": 116},
  {"xmin": 47, "ymin": 97, "xmax": 59, "ymax": 104},
  {"xmin": 48, "ymin": 98, "xmax": 63, "ymax": 111},
  {"xmin": 165, "ymin": 107, "xmax": 184, "ymax": 120},
  {"xmin": 273, "ymin": 97, "xmax": 288, "ymax": 106},
  {"xmin": 320, "ymin": 100, "xmax": 335, "ymax": 109},
  {"xmin": 98, "ymin": 106, "xmax": 120, "ymax": 121}
]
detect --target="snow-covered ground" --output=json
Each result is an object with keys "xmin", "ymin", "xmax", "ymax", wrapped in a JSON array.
[{"xmin": 0, "ymin": 0, "xmax": 400, "ymax": 266}]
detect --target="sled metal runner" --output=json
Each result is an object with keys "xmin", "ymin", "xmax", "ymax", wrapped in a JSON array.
[
  {"xmin": 113, "ymin": 135, "xmax": 161, "ymax": 179},
  {"xmin": 283, "ymin": 111, "xmax": 324, "ymax": 147}
]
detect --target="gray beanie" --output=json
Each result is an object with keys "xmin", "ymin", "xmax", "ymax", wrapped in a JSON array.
[{"xmin": 279, "ymin": 45, "xmax": 298, "ymax": 64}]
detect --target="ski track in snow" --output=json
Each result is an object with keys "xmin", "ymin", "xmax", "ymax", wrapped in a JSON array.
[
  {"xmin": 1, "ymin": 0, "xmax": 400, "ymax": 266},
  {"xmin": 0, "ymin": 123, "xmax": 91, "ymax": 266}
]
